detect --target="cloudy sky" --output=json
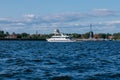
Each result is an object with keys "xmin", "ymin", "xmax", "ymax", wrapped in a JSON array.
[{"xmin": 0, "ymin": 0, "xmax": 120, "ymax": 34}]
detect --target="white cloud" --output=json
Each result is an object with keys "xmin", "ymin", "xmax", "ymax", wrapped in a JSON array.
[
  {"xmin": 24, "ymin": 14, "xmax": 36, "ymax": 18},
  {"xmin": 23, "ymin": 14, "xmax": 37, "ymax": 22},
  {"xmin": 42, "ymin": 12, "xmax": 85, "ymax": 23},
  {"xmin": 0, "ymin": 10, "xmax": 120, "ymax": 34},
  {"xmin": 0, "ymin": 18, "xmax": 10, "ymax": 21},
  {"xmin": 105, "ymin": 20, "xmax": 120, "ymax": 25},
  {"xmin": 91, "ymin": 9, "xmax": 116, "ymax": 17}
]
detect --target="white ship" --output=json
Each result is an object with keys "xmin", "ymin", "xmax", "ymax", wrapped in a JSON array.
[{"xmin": 46, "ymin": 29, "xmax": 75, "ymax": 42}]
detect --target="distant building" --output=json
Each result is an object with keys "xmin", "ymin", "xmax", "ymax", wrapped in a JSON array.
[
  {"xmin": 108, "ymin": 35, "xmax": 114, "ymax": 40},
  {"xmin": 94, "ymin": 34, "xmax": 99, "ymax": 39},
  {"xmin": 5, "ymin": 34, "xmax": 17, "ymax": 39}
]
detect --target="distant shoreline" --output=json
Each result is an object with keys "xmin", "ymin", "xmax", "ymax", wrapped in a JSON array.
[
  {"xmin": 0, "ymin": 39, "xmax": 46, "ymax": 41},
  {"xmin": 0, "ymin": 38, "xmax": 117, "ymax": 41}
]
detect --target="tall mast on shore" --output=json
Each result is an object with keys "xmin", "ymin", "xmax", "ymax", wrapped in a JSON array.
[
  {"xmin": 89, "ymin": 24, "xmax": 93, "ymax": 39},
  {"xmin": 36, "ymin": 30, "xmax": 38, "ymax": 36}
]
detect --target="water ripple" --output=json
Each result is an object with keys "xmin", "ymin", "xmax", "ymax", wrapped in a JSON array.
[{"xmin": 0, "ymin": 41, "xmax": 120, "ymax": 80}]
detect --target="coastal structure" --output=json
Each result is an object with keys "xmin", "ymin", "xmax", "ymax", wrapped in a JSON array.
[
  {"xmin": 89, "ymin": 24, "xmax": 94, "ymax": 40},
  {"xmin": 5, "ymin": 33, "xmax": 17, "ymax": 39}
]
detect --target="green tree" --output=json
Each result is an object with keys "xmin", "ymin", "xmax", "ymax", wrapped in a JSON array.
[
  {"xmin": 21, "ymin": 33, "xmax": 30, "ymax": 39},
  {"xmin": 82, "ymin": 32, "xmax": 90, "ymax": 39},
  {"xmin": 98, "ymin": 33, "xmax": 107, "ymax": 39},
  {"xmin": 0, "ymin": 31, "xmax": 5, "ymax": 38},
  {"xmin": 72, "ymin": 33, "xmax": 81, "ymax": 38},
  {"xmin": 16, "ymin": 34, "xmax": 22, "ymax": 38},
  {"xmin": 5, "ymin": 32, "xmax": 10, "ymax": 36},
  {"xmin": 113, "ymin": 33, "xmax": 120, "ymax": 40}
]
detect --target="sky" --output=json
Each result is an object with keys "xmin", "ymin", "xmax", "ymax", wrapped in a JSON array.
[{"xmin": 0, "ymin": 0, "xmax": 120, "ymax": 34}]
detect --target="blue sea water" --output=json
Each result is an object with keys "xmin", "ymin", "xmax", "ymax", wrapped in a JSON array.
[{"xmin": 0, "ymin": 41, "xmax": 120, "ymax": 80}]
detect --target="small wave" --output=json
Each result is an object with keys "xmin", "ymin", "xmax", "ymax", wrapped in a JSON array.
[{"xmin": 51, "ymin": 76, "xmax": 71, "ymax": 80}]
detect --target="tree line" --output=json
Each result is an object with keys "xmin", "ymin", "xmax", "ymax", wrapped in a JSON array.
[{"xmin": 0, "ymin": 30, "xmax": 120, "ymax": 40}]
